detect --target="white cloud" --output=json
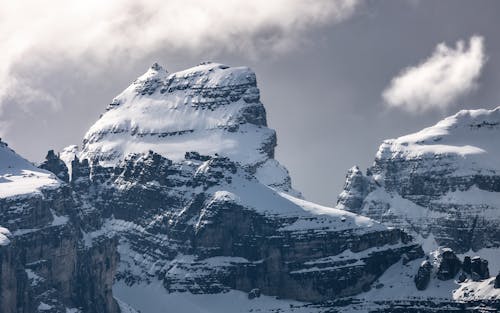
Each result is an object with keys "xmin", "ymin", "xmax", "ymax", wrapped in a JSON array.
[
  {"xmin": 382, "ymin": 36, "xmax": 486, "ymax": 113},
  {"xmin": 0, "ymin": 0, "xmax": 359, "ymax": 115}
]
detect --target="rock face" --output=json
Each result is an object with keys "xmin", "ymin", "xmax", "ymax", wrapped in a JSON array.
[
  {"xmin": 337, "ymin": 107, "xmax": 500, "ymax": 253},
  {"xmin": 414, "ymin": 260, "xmax": 433, "ymax": 290},
  {"xmin": 436, "ymin": 248, "xmax": 461, "ymax": 281},
  {"xmin": 65, "ymin": 147, "xmax": 421, "ymax": 303},
  {"xmin": 39, "ymin": 150, "xmax": 69, "ymax": 182},
  {"xmin": 470, "ymin": 256, "xmax": 490, "ymax": 281},
  {"xmin": 0, "ymin": 140, "xmax": 119, "ymax": 313}
]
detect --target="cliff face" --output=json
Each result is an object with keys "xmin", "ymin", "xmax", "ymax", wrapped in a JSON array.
[
  {"xmin": 0, "ymin": 142, "xmax": 119, "ymax": 313},
  {"xmin": 61, "ymin": 150, "xmax": 421, "ymax": 304}
]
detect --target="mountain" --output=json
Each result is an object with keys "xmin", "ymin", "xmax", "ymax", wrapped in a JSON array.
[
  {"xmin": 337, "ymin": 107, "xmax": 500, "ymax": 311},
  {"xmin": 58, "ymin": 63, "xmax": 424, "ymax": 312},
  {"xmin": 79, "ymin": 62, "xmax": 293, "ymax": 192},
  {"xmin": 338, "ymin": 107, "xmax": 500, "ymax": 252},
  {"xmin": 0, "ymin": 141, "xmax": 119, "ymax": 313},
  {"xmin": 1, "ymin": 63, "xmax": 499, "ymax": 312}
]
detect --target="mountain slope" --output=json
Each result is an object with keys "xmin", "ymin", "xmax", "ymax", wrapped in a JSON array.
[{"xmin": 0, "ymin": 140, "xmax": 59, "ymax": 199}]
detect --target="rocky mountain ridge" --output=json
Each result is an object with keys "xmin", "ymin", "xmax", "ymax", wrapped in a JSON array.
[{"xmin": 0, "ymin": 63, "xmax": 499, "ymax": 312}]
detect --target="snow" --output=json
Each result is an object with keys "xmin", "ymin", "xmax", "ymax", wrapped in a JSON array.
[
  {"xmin": 433, "ymin": 186, "xmax": 500, "ymax": 219},
  {"xmin": 361, "ymin": 189, "xmax": 446, "ymax": 226},
  {"xmin": 50, "ymin": 210, "xmax": 69, "ymax": 226},
  {"xmin": 25, "ymin": 269, "xmax": 44, "ymax": 286},
  {"xmin": 37, "ymin": 302, "xmax": 52, "ymax": 311},
  {"xmin": 453, "ymin": 277, "xmax": 500, "ymax": 300},
  {"xmin": 113, "ymin": 280, "xmax": 322, "ymax": 313},
  {"xmin": 376, "ymin": 106, "xmax": 500, "ymax": 174},
  {"xmin": 0, "ymin": 141, "xmax": 60, "ymax": 199},
  {"xmin": 81, "ymin": 63, "xmax": 272, "ymax": 168},
  {"xmin": 254, "ymin": 159, "xmax": 289, "ymax": 187},
  {"xmin": 202, "ymin": 170, "xmax": 383, "ymax": 233},
  {"xmin": 0, "ymin": 226, "xmax": 11, "ymax": 245}
]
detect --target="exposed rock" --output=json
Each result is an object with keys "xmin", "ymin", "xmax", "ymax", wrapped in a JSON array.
[
  {"xmin": 457, "ymin": 272, "xmax": 467, "ymax": 283},
  {"xmin": 436, "ymin": 249, "xmax": 461, "ymax": 281},
  {"xmin": 415, "ymin": 260, "xmax": 433, "ymax": 290},
  {"xmin": 495, "ymin": 273, "xmax": 500, "ymax": 289},
  {"xmin": 72, "ymin": 151, "xmax": 423, "ymax": 302},
  {"xmin": 248, "ymin": 288, "xmax": 261, "ymax": 299},
  {"xmin": 463, "ymin": 256, "xmax": 472, "ymax": 274},
  {"xmin": 39, "ymin": 150, "xmax": 69, "ymax": 182},
  {"xmin": 0, "ymin": 141, "xmax": 119, "ymax": 313},
  {"xmin": 470, "ymin": 256, "xmax": 489, "ymax": 281}
]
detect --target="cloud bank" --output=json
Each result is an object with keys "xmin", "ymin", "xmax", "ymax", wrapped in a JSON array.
[
  {"xmin": 382, "ymin": 36, "xmax": 486, "ymax": 113},
  {"xmin": 0, "ymin": 0, "xmax": 358, "ymax": 116}
]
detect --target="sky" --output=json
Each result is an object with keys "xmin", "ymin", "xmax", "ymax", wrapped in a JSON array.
[{"xmin": 1, "ymin": 0, "xmax": 499, "ymax": 205}]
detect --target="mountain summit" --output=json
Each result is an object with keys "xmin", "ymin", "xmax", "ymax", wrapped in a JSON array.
[{"xmin": 79, "ymin": 62, "xmax": 293, "ymax": 191}]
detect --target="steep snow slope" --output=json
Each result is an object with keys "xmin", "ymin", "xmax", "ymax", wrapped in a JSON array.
[
  {"xmin": 79, "ymin": 62, "xmax": 292, "ymax": 191},
  {"xmin": 376, "ymin": 106, "xmax": 500, "ymax": 175},
  {"xmin": 0, "ymin": 139, "xmax": 59, "ymax": 199}
]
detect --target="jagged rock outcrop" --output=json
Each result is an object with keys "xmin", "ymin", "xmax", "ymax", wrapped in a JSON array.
[
  {"xmin": 337, "ymin": 107, "xmax": 500, "ymax": 253},
  {"xmin": 414, "ymin": 260, "xmax": 433, "ymax": 290},
  {"xmin": 470, "ymin": 256, "xmax": 490, "ymax": 281},
  {"xmin": 39, "ymin": 150, "xmax": 69, "ymax": 182},
  {"xmin": 436, "ymin": 248, "xmax": 461, "ymax": 280}
]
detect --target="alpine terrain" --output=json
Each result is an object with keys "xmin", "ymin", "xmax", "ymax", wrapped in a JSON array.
[{"xmin": 0, "ymin": 62, "xmax": 498, "ymax": 312}]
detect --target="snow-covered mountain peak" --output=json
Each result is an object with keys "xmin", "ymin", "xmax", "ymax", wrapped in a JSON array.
[
  {"xmin": 339, "ymin": 106, "xmax": 500, "ymax": 253},
  {"xmin": 0, "ymin": 139, "xmax": 59, "ymax": 199},
  {"xmin": 376, "ymin": 106, "xmax": 500, "ymax": 173},
  {"xmin": 78, "ymin": 63, "xmax": 294, "ymax": 191}
]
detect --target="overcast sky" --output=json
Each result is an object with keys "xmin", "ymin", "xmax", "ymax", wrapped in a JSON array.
[{"xmin": 1, "ymin": 0, "xmax": 499, "ymax": 205}]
